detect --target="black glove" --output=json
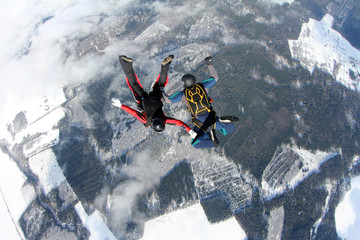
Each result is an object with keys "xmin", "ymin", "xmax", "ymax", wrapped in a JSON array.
[{"xmin": 205, "ymin": 56, "xmax": 212, "ymax": 65}]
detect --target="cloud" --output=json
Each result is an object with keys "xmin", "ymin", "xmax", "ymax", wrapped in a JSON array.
[
  {"xmin": 95, "ymin": 149, "xmax": 161, "ymax": 234},
  {"xmin": 0, "ymin": 0, "xmax": 137, "ymax": 136},
  {"xmin": 335, "ymin": 176, "xmax": 360, "ymax": 240},
  {"xmin": 151, "ymin": 0, "xmax": 207, "ymax": 17},
  {"xmin": 260, "ymin": 0, "xmax": 295, "ymax": 4}
]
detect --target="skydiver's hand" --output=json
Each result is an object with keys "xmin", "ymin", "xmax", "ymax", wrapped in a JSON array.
[
  {"xmin": 111, "ymin": 98, "xmax": 122, "ymax": 108},
  {"xmin": 205, "ymin": 56, "xmax": 212, "ymax": 65},
  {"xmin": 189, "ymin": 129, "xmax": 197, "ymax": 139}
]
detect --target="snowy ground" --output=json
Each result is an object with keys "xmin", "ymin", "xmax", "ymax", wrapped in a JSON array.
[
  {"xmin": 261, "ymin": 144, "xmax": 339, "ymax": 199},
  {"xmin": 288, "ymin": 14, "xmax": 360, "ymax": 92},
  {"xmin": 142, "ymin": 203, "xmax": 247, "ymax": 240},
  {"xmin": 335, "ymin": 175, "xmax": 360, "ymax": 240},
  {"xmin": 75, "ymin": 202, "xmax": 117, "ymax": 240},
  {"xmin": 267, "ymin": 206, "xmax": 285, "ymax": 240},
  {"xmin": 28, "ymin": 149, "xmax": 66, "ymax": 195},
  {"xmin": 0, "ymin": 152, "xmax": 35, "ymax": 240}
]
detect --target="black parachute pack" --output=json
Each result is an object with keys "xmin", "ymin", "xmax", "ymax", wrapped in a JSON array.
[{"xmin": 184, "ymin": 83, "xmax": 212, "ymax": 116}]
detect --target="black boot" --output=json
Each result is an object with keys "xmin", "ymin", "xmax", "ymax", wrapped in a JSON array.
[
  {"xmin": 119, "ymin": 55, "xmax": 133, "ymax": 63},
  {"xmin": 162, "ymin": 55, "xmax": 174, "ymax": 65},
  {"xmin": 219, "ymin": 116, "xmax": 239, "ymax": 123},
  {"xmin": 209, "ymin": 129, "xmax": 219, "ymax": 147}
]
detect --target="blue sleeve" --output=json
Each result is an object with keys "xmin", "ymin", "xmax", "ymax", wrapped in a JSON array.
[
  {"xmin": 169, "ymin": 91, "xmax": 184, "ymax": 103},
  {"xmin": 202, "ymin": 77, "xmax": 216, "ymax": 89}
]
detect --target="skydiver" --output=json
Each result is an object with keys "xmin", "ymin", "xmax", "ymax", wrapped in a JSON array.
[
  {"xmin": 163, "ymin": 56, "xmax": 239, "ymax": 148},
  {"xmin": 111, "ymin": 55, "xmax": 197, "ymax": 139}
]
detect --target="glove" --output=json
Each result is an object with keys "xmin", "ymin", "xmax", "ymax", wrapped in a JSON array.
[
  {"xmin": 111, "ymin": 98, "xmax": 122, "ymax": 108},
  {"xmin": 205, "ymin": 56, "xmax": 212, "ymax": 65},
  {"xmin": 189, "ymin": 129, "xmax": 197, "ymax": 139}
]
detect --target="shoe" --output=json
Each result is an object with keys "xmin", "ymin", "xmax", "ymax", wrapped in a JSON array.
[
  {"xmin": 209, "ymin": 129, "xmax": 219, "ymax": 147},
  {"xmin": 205, "ymin": 56, "xmax": 212, "ymax": 65},
  {"xmin": 162, "ymin": 55, "xmax": 174, "ymax": 65},
  {"xmin": 219, "ymin": 116, "xmax": 239, "ymax": 123},
  {"xmin": 119, "ymin": 55, "xmax": 133, "ymax": 63}
]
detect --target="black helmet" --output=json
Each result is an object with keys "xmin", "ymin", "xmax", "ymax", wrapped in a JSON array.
[
  {"xmin": 152, "ymin": 118, "xmax": 165, "ymax": 132},
  {"xmin": 182, "ymin": 74, "xmax": 196, "ymax": 88}
]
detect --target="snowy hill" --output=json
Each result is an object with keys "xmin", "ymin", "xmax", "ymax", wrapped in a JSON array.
[{"xmin": 289, "ymin": 14, "xmax": 360, "ymax": 92}]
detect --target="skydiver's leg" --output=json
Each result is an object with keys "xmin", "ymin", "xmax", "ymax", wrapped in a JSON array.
[
  {"xmin": 219, "ymin": 116, "xmax": 239, "ymax": 123},
  {"xmin": 215, "ymin": 118, "xmax": 236, "ymax": 135},
  {"xmin": 194, "ymin": 110, "xmax": 217, "ymax": 133},
  {"xmin": 119, "ymin": 56, "xmax": 146, "ymax": 104},
  {"xmin": 191, "ymin": 111, "xmax": 217, "ymax": 144},
  {"xmin": 149, "ymin": 55, "xmax": 174, "ymax": 97},
  {"xmin": 191, "ymin": 127, "xmax": 216, "ymax": 149}
]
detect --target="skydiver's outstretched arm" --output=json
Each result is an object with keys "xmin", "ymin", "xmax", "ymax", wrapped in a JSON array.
[
  {"xmin": 201, "ymin": 56, "xmax": 218, "ymax": 90},
  {"xmin": 162, "ymin": 90, "xmax": 172, "ymax": 103},
  {"xmin": 165, "ymin": 118, "xmax": 197, "ymax": 138},
  {"xmin": 111, "ymin": 98, "xmax": 147, "ymax": 124},
  {"xmin": 208, "ymin": 65, "xmax": 219, "ymax": 82},
  {"xmin": 167, "ymin": 91, "xmax": 184, "ymax": 103},
  {"xmin": 205, "ymin": 56, "xmax": 219, "ymax": 82},
  {"xmin": 121, "ymin": 105, "xmax": 147, "ymax": 124}
]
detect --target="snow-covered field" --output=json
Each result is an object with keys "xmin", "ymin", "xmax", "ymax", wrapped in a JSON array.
[
  {"xmin": 335, "ymin": 175, "xmax": 360, "ymax": 240},
  {"xmin": 262, "ymin": 144, "xmax": 339, "ymax": 199},
  {"xmin": 29, "ymin": 149, "xmax": 66, "ymax": 194},
  {"xmin": 142, "ymin": 203, "xmax": 247, "ymax": 240},
  {"xmin": 289, "ymin": 14, "xmax": 360, "ymax": 91},
  {"xmin": 75, "ymin": 202, "xmax": 117, "ymax": 240},
  {"xmin": 0, "ymin": 152, "xmax": 35, "ymax": 240}
]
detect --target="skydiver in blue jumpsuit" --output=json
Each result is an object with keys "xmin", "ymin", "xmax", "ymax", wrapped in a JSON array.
[{"xmin": 163, "ymin": 56, "xmax": 239, "ymax": 148}]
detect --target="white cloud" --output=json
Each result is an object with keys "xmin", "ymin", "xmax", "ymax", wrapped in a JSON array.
[
  {"xmin": 0, "ymin": 0, "xmax": 135, "ymax": 137},
  {"xmin": 95, "ymin": 150, "xmax": 161, "ymax": 233},
  {"xmin": 260, "ymin": 0, "xmax": 294, "ymax": 4},
  {"xmin": 335, "ymin": 176, "xmax": 360, "ymax": 240}
]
